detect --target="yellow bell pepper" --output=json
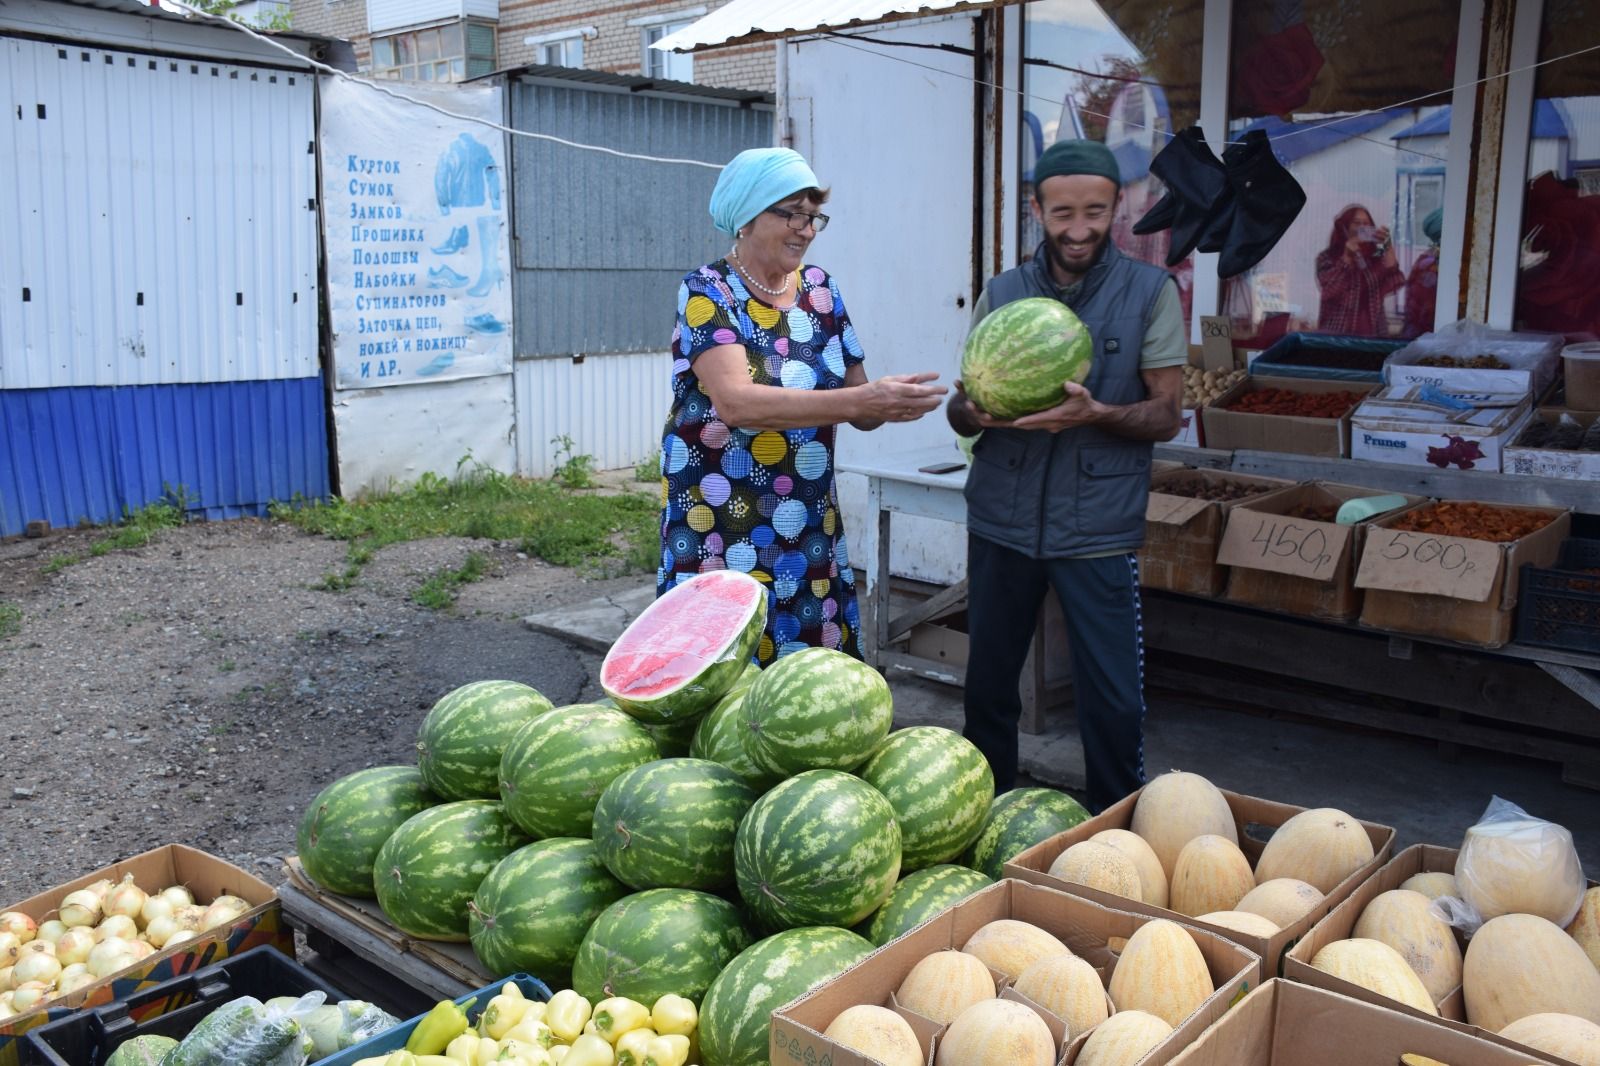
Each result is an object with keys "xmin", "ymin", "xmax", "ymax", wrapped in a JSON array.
[
  {"xmin": 477, "ymin": 1037, "xmax": 503, "ymax": 1065},
  {"xmin": 520, "ymin": 1001, "xmax": 548, "ymax": 1025},
  {"xmin": 408, "ymin": 998, "xmax": 478, "ymax": 1055},
  {"xmin": 495, "ymin": 1040, "xmax": 553, "ymax": 1066},
  {"xmin": 480, "ymin": 989, "xmax": 531, "ymax": 1039},
  {"xmin": 445, "ymin": 1034, "xmax": 482, "ymax": 1066},
  {"xmin": 647, "ymin": 996, "xmax": 696, "ymax": 1038},
  {"xmin": 582, "ymin": 1020, "xmax": 599, "ymax": 1038},
  {"xmin": 415, "ymin": 1058, "xmax": 461, "ymax": 1066},
  {"xmin": 642, "ymin": 1034, "xmax": 690, "ymax": 1066},
  {"xmin": 545, "ymin": 990, "xmax": 593, "ymax": 1044},
  {"xmin": 562, "ymin": 1034, "xmax": 616, "ymax": 1066},
  {"xmin": 548, "ymin": 1046, "xmax": 569, "ymax": 1065},
  {"xmin": 612, "ymin": 1028, "xmax": 656, "ymax": 1066},
  {"xmin": 591, "ymin": 999, "xmax": 650, "ymax": 1044},
  {"xmin": 504, "ymin": 1017, "xmax": 557, "ymax": 1049},
  {"xmin": 384, "ymin": 1053, "xmax": 419, "ymax": 1066}
]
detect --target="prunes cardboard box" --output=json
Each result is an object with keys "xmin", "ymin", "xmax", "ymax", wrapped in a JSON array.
[
  {"xmin": 1006, "ymin": 786, "xmax": 1394, "ymax": 976},
  {"xmin": 770, "ymin": 880, "xmax": 1261, "ymax": 1066}
]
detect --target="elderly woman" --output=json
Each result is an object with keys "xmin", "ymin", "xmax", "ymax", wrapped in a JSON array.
[{"xmin": 659, "ymin": 147, "xmax": 946, "ymax": 665}]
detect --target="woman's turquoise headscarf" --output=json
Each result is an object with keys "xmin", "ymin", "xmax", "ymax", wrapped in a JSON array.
[{"xmin": 709, "ymin": 147, "xmax": 820, "ymax": 237}]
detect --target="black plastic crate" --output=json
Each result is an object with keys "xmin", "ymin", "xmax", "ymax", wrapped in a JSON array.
[
  {"xmin": 1516, "ymin": 545, "xmax": 1600, "ymax": 654},
  {"xmin": 23, "ymin": 946, "xmax": 347, "ymax": 1066}
]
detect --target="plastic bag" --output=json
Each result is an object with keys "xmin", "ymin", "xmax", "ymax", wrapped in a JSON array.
[
  {"xmin": 263, "ymin": 998, "xmax": 398, "ymax": 1059},
  {"xmin": 162, "ymin": 992, "xmax": 325, "ymax": 1066},
  {"xmin": 1433, "ymin": 796, "xmax": 1585, "ymax": 935}
]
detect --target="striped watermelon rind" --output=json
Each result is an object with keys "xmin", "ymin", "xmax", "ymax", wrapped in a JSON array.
[
  {"xmin": 498, "ymin": 704, "xmax": 661, "ymax": 838},
  {"xmin": 372, "ymin": 800, "xmax": 529, "ymax": 942},
  {"xmin": 856, "ymin": 726, "xmax": 995, "ymax": 872},
  {"xmin": 734, "ymin": 769, "xmax": 902, "ymax": 931},
  {"xmin": 865, "ymin": 864, "xmax": 993, "ymax": 947},
  {"xmin": 468, "ymin": 838, "xmax": 629, "ymax": 983},
  {"xmin": 296, "ymin": 765, "xmax": 438, "ymax": 897},
  {"xmin": 690, "ymin": 686, "xmax": 783, "ymax": 793},
  {"xmin": 960, "ymin": 296, "xmax": 1094, "ymax": 421},
  {"xmin": 416, "ymin": 680, "xmax": 555, "ymax": 801},
  {"xmin": 601, "ymin": 572, "xmax": 768, "ymax": 725},
  {"xmin": 700, "ymin": 926, "xmax": 874, "ymax": 1066},
  {"xmin": 644, "ymin": 715, "xmax": 702, "ymax": 758},
  {"xmin": 592, "ymin": 758, "xmax": 756, "ymax": 891},
  {"xmin": 961, "ymin": 787, "xmax": 1092, "ymax": 880},
  {"xmin": 571, "ymin": 888, "xmax": 753, "ymax": 1007},
  {"xmin": 738, "ymin": 648, "xmax": 894, "ymax": 776}
]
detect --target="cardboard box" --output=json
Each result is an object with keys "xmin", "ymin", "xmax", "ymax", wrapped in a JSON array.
[
  {"xmin": 1349, "ymin": 385, "xmax": 1534, "ymax": 472},
  {"xmin": 1004, "ymin": 786, "xmax": 1395, "ymax": 976},
  {"xmin": 1139, "ymin": 469, "xmax": 1299, "ymax": 598},
  {"xmin": 771, "ymin": 880, "xmax": 1263, "ymax": 1066},
  {"xmin": 1167, "ymin": 979, "xmax": 1563, "ymax": 1066},
  {"xmin": 1356, "ymin": 503, "xmax": 1572, "ymax": 647},
  {"xmin": 1220, "ymin": 481, "xmax": 1427, "ymax": 622},
  {"xmin": 0, "ymin": 845, "xmax": 288, "ymax": 1066},
  {"xmin": 1200, "ymin": 376, "xmax": 1375, "ymax": 458},
  {"xmin": 1504, "ymin": 410, "xmax": 1600, "ymax": 482},
  {"xmin": 1385, "ymin": 327, "xmax": 1564, "ymax": 400}
]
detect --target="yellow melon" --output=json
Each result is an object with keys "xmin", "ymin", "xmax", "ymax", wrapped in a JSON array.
[
  {"xmin": 1170, "ymin": 834, "xmax": 1256, "ymax": 917},
  {"xmin": 1075, "ymin": 1010, "xmax": 1173, "ymax": 1066},
  {"xmin": 933, "ymin": 998, "xmax": 1056, "ymax": 1066},
  {"xmin": 1048, "ymin": 841, "xmax": 1143, "ymax": 901},
  {"xmin": 1463, "ymin": 913, "xmax": 1600, "ymax": 1032},
  {"xmin": 1254, "ymin": 808, "xmax": 1374, "ymax": 893},
  {"xmin": 895, "ymin": 949, "xmax": 996, "ymax": 1024},
  {"xmin": 1568, "ymin": 887, "xmax": 1600, "ymax": 973},
  {"xmin": 1091, "ymin": 829, "xmax": 1169, "ymax": 909},
  {"xmin": 1353, "ymin": 889, "xmax": 1461, "ymax": 1006},
  {"xmin": 1498, "ymin": 1012, "xmax": 1600, "ymax": 1066},
  {"xmin": 1456, "ymin": 813, "xmax": 1585, "ymax": 925},
  {"xmin": 961, "ymin": 919, "xmax": 1071, "ymax": 982},
  {"xmin": 1012, "ymin": 954, "xmax": 1109, "ymax": 1039},
  {"xmin": 1129, "ymin": 771, "xmax": 1237, "ymax": 880},
  {"xmin": 1399, "ymin": 871, "xmax": 1459, "ymax": 902},
  {"xmin": 1236, "ymin": 878, "xmax": 1323, "ymax": 929},
  {"xmin": 1196, "ymin": 910, "xmax": 1279, "ymax": 938},
  {"xmin": 1310, "ymin": 938, "xmax": 1438, "ymax": 1016},
  {"xmin": 1107, "ymin": 919, "xmax": 1215, "ymax": 1028},
  {"xmin": 824, "ymin": 1005, "xmax": 925, "ymax": 1066}
]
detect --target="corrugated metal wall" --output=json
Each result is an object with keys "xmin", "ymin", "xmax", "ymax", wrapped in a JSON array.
[
  {"xmin": 508, "ymin": 77, "xmax": 773, "ymax": 358},
  {"xmin": 513, "ymin": 351, "xmax": 667, "ymax": 475},
  {"xmin": 1, "ymin": 37, "xmax": 318, "ymax": 389}
]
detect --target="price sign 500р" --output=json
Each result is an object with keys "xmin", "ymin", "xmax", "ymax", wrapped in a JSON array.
[{"xmin": 1374, "ymin": 530, "xmax": 1479, "ymax": 581}]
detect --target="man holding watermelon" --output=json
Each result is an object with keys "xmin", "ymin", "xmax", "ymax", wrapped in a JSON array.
[{"xmin": 946, "ymin": 139, "xmax": 1186, "ymax": 813}]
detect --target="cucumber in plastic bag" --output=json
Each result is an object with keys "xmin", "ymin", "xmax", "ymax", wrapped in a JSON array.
[
  {"xmin": 106, "ymin": 1035, "xmax": 179, "ymax": 1066},
  {"xmin": 159, "ymin": 994, "xmax": 315, "ymax": 1066}
]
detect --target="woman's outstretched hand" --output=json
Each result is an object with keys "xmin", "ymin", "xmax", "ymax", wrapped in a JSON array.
[{"xmin": 860, "ymin": 372, "xmax": 948, "ymax": 423}]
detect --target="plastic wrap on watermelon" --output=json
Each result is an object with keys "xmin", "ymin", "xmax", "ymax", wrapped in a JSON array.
[
  {"xmin": 163, "ymin": 992, "xmax": 325, "ymax": 1066},
  {"xmin": 1431, "ymin": 795, "xmax": 1585, "ymax": 936}
]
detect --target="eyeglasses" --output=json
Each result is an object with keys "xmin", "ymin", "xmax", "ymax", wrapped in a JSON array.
[{"xmin": 766, "ymin": 206, "xmax": 830, "ymax": 233}]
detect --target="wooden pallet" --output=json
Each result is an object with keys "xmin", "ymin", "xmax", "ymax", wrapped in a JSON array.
[{"xmin": 277, "ymin": 859, "xmax": 493, "ymax": 1008}]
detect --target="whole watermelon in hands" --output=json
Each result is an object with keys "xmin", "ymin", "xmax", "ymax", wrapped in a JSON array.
[{"xmin": 961, "ymin": 297, "xmax": 1094, "ymax": 420}]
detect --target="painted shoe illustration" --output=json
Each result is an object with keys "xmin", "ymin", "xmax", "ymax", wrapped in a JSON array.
[
  {"xmin": 464, "ymin": 312, "xmax": 506, "ymax": 334},
  {"xmin": 431, "ymin": 225, "xmax": 469, "ymax": 255},
  {"xmin": 467, "ymin": 216, "xmax": 505, "ymax": 296},
  {"xmin": 416, "ymin": 353, "xmax": 456, "ymax": 376},
  {"xmin": 427, "ymin": 265, "xmax": 470, "ymax": 289}
]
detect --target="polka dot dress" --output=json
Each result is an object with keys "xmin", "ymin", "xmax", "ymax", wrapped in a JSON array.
[{"xmin": 659, "ymin": 260, "xmax": 865, "ymax": 665}]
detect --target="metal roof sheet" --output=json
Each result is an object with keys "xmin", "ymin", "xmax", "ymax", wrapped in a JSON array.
[
  {"xmin": 649, "ymin": 0, "xmax": 992, "ymax": 53},
  {"xmin": 473, "ymin": 61, "xmax": 774, "ymax": 106}
]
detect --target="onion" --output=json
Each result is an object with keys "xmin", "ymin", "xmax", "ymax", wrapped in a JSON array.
[
  {"xmin": 104, "ymin": 880, "xmax": 148, "ymax": 923},
  {"xmin": 164, "ymin": 930, "xmax": 196, "ymax": 949},
  {"xmin": 202, "ymin": 896, "xmax": 250, "ymax": 931},
  {"xmin": 56, "ymin": 969, "xmax": 95, "ymax": 995},
  {"xmin": 58, "ymin": 891, "xmax": 101, "ymax": 928},
  {"xmin": 86, "ymin": 939, "xmax": 136, "ymax": 979},
  {"xmin": 0, "ymin": 965, "xmax": 12, "ymax": 992},
  {"xmin": 0, "ymin": 992, "xmax": 14, "ymax": 1020},
  {"xmin": 58, "ymin": 962, "xmax": 88, "ymax": 981},
  {"xmin": 35, "ymin": 920, "xmax": 68, "ymax": 945},
  {"xmin": 174, "ymin": 906, "xmax": 207, "ymax": 933},
  {"xmin": 55, "ymin": 929, "xmax": 95, "ymax": 966},
  {"xmin": 83, "ymin": 878, "xmax": 116, "ymax": 903},
  {"xmin": 0, "ymin": 913, "xmax": 36, "ymax": 943},
  {"xmin": 125, "ymin": 940, "xmax": 155, "ymax": 961},
  {"xmin": 94, "ymin": 915, "xmax": 138, "ymax": 944},
  {"xmin": 139, "ymin": 896, "xmax": 175, "ymax": 929},
  {"xmin": 158, "ymin": 886, "xmax": 194, "ymax": 909},
  {"xmin": 143, "ymin": 915, "xmax": 179, "ymax": 949},
  {"xmin": 12, "ymin": 953, "xmax": 60, "ymax": 987},
  {"xmin": 9, "ymin": 982, "xmax": 50, "ymax": 1012},
  {"xmin": 19, "ymin": 940, "xmax": 54, "ymax": 958},
  {"xmin": 0, "ymin": 933, "xmax": 19, "ymax": 965}
]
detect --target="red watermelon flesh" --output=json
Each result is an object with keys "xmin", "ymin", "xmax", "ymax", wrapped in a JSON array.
[{"xmin": 601, "ymin": 571, "xmax": 767, "ymax": 725}]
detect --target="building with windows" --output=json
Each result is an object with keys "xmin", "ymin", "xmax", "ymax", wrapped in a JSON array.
[{"xmin": 288, "ymin": 0, "xmax": 772, "ymax": 90}]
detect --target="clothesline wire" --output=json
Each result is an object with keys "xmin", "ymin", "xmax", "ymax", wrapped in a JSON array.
[{"xmin": 165, "ymin": 0, "xmax": 726, "ymax": 169}]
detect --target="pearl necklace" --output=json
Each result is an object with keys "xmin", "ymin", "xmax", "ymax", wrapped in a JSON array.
[{"xmin": 728, "ymin": 246, "xmax": 792, "ymax": 298}]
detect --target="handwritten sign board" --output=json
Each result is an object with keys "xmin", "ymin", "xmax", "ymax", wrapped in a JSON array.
[
  {"xmin": 1217, "ymin": 509, "xmax": 1352, "ymax": 583},
  {"xmin": 1354, "ymin": 528, "xmax": 1502, "ymax": 602},
  {"xmin": 1200, "ymin": 316, "xmax": 1236, "ymax": 373}
]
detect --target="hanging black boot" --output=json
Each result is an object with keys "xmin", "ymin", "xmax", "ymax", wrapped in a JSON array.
[
  {"xmin": 1217, "ymin": 131, "xmax": 1307, "ymax": 278},
  {"xmin": 1130, "ymin": 126, "xmax": 1228, "ymax": 267}
]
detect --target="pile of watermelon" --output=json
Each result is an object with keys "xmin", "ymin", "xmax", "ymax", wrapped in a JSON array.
[{"xmin": 293, "ymin": 570, "xmax": 1092, "ymax": 1066}]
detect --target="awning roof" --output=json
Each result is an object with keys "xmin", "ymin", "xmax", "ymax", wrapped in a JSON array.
[
  {"xmin": 1390, "ymin": 100, "xmax": 1570, "ymax": 141},
  {"xmin": 650, "ymin": 0, "xmax": 996, "ymax": 53}
]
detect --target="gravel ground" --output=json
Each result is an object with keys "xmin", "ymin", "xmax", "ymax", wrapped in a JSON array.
[{"xmin": 0, "ymin": 518, "xmax": 644, "ymax": 905}]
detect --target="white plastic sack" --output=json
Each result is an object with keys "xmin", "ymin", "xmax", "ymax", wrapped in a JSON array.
[{"xmin": 1435, "ymin": 796, "xmax": 1585, "ymax": 935}]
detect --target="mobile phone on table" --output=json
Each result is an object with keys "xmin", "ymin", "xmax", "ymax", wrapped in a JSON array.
[{"xmin": 918, "ymin": 461, "xmax": 965, "ymax": 475}]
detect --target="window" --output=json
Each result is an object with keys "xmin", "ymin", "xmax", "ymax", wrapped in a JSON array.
[
  {"xmin": 538, "ymin": 37, "xmax": 583, "ymax": 68},
  {"xmin": 644, "ymin": 22, "xmax": 694, "ymax": 82},
  {"xmin": 371, "ymin": 20, "xmax": 491, "ymax": 81}
]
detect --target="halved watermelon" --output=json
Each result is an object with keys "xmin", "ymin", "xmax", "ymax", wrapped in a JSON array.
[{"xmin": 601, "ymin": 571, "xmax": 767, "ymax": 725}]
